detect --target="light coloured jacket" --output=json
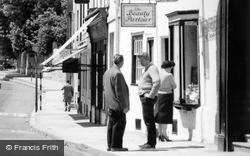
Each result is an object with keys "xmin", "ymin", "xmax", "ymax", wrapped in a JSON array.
[
  {"xmin": 138, "ymin": 63, "xmax": 160, "ymax": 98},
  {"xmin": 158, "ymin": 70, "xmax": 176, "ymax": 94}
]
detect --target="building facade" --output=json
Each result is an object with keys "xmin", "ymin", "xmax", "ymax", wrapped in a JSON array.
[
  {"xmin": 106, "ymin": 0, "xmax": 218, "ymax": 143},
  {"xmin": 56, "ymin": 0, "xmax": 250, "ymax": 151},
  {"xmin": 68, "ymin": 0, "xmax": 109, "ymax": 124}
]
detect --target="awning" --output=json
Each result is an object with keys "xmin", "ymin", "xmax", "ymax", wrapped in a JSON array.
[
  {"xmin": 40, "ymin": 13, "xmax": 98, "ymax": 66},
  {"xmin": 52, "ymin": 36, "xmax": 90, "ymax": 66},
  {"xmin": 42, "ymin": 66, "xmax": 62, "ymax": 72}
]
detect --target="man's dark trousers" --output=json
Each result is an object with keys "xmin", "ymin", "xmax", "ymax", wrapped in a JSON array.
[
  {"xmin": 107, "ymin": 109, "xmax": 126, "ymax": 148},
  {"xmin": 140, "ymin": 96, "xmax": 157, "ymax": 147}
]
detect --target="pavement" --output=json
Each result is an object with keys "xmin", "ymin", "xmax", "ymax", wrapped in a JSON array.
[{"xmin": 1, "ymin": 70, "xmax": 250, "ymax": 156}]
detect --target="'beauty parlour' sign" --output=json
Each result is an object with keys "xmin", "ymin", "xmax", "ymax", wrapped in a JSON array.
[{"xmin": 121, "ymin": 3, "xmax": 156, "ymax": 27}]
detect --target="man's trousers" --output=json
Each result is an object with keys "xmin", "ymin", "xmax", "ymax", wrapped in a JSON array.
[{"xmin": 107, "ymin": 109, "xmax": 126, "ymax": 148}]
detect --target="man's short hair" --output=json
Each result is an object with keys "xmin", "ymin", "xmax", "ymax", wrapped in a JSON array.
[
  {"xmin": 113, "ymin": 54, "xmax": 124, "ymax": 65},
  {"xmin": 138, "ymin": 52, "xmax": 150, "ymax": 60}
]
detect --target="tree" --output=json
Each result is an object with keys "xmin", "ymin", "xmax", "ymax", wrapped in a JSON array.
[
  {"xmin": 33, "ymin": 8, "xmax": 67, "ymax": 56},
  {"xmin": 0, "ymin": 0, "xmax": 67, "ymax": 60},
  {"xmin": 0, "ymin": 10, "xmax": 14, "ymax": 58}
]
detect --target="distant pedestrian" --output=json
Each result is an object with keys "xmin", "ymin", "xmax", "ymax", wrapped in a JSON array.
[
  {"xmin": 103, "ymin": 54, "xmax": 129, "ymax": 152},
  {"xmin": 138, "ymin": 52, "xmax": 160, "ymax": 149},
  {"xmin": 28, "ymin": 62, "xmax": 34, "ymax": 81},
  {"xmin": 155, "ymin": 60, "xmax": 176, "ymax": 142},
  {"xmin": 61, "ymin": 80, "xmax": 74, "ymax": 112}
]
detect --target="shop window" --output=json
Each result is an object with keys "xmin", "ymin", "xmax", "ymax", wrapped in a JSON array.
[
  {"xmin": 167, "ymin": 10, "xmax": 200, "ymax": 107},
  {"xmin": 132, "ymin": 35, "xmax": 144, "ymax": 84}
]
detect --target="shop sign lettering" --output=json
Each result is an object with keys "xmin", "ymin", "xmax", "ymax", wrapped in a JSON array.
[{"xmin": 121, "ymin": 3, "xmax": 156, "ymax": 27}]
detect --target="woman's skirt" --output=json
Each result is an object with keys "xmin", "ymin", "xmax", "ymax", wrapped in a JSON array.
[{"xmin": 154, "ymin": 93, "xmax": 173, "ymax": 124}]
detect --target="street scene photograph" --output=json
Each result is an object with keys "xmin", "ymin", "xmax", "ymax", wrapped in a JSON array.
[{"xmin": 0, "ymin": 0, "xmax": 250, "ymax": 156}]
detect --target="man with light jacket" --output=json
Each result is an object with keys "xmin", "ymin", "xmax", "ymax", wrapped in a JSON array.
[{"xmin": 138, "ymin": 52, "xmax": 160, "ymax": 149}]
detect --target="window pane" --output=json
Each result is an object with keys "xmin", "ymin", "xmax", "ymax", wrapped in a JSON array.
[{"xmin": 184, "ymin": 24, "xmax": 199, "ymax": 104}]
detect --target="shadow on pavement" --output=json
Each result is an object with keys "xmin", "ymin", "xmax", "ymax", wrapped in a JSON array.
[
  {"xmin": 68, "ymin": 114, "xmax": 106, "ymax": 128},
  {"xmin": 127, "ymin": 145, "xmax": 205, "ymax": 152},
  {"xmin": 68, "ymin": 114, "xmax": 89, "ymax": 120}
]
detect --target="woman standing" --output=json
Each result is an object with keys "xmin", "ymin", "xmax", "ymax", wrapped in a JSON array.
[{"xmin": 155, "ymin": 61, "xmax": 176, "ymax": 142}]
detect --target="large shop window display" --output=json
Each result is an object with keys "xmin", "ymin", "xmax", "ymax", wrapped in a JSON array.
[{"xmin": 167, "ymin": 11, "xmax": 200, "ymax": 110}]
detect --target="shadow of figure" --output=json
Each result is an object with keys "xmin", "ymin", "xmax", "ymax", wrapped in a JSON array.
[{"xmin": 68, "ymin": 114, "xmax": 106, "ymax": 128}]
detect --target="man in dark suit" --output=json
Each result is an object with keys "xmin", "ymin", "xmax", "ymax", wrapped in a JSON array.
[{"xmin": 103, "ymin": 54, "xmax": 130, "ymax": 151}]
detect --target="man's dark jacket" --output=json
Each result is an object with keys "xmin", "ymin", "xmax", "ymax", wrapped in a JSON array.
[{"xmin": 103, "ymin": 65, "xmax": 129, "ymax": 111}]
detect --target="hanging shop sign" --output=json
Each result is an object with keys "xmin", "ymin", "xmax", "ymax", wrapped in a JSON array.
[{"xmin": 121, "ymin": 3, "xmax": 156, "ymax": 27}]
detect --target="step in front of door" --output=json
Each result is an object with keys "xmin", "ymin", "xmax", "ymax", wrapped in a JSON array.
[{"xmin": 233, "ymin": 142, "xmax": 250, "ymax": 153}]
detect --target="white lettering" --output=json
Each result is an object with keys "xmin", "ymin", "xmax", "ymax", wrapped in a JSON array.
[
  {"xmin": 42, "ymin": 144, "xmax": 59, "ymax": 151},
  {"xmin": 14, "ymin": 145, "xmax": 40, "ymax": 151}
]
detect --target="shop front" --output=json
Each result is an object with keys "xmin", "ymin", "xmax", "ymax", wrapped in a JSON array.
[{"xmin": 83, "ymin": 8, "xmax": 108, "ymax": 125}]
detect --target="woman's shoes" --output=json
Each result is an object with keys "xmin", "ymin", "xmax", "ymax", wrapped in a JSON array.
[
  {"xmin": 162, "ymin": 135, "xmax": 172, "ymax": 142},
  {"xmin": 158, "ymin": 135, "xmax": 165, "ymax": 142},
  {"xmin": 158, "ymin": 135, "xmax": 172, "ymax": 142}
]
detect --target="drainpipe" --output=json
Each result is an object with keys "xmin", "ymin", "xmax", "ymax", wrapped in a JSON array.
[
  {"xmin": 200, "ymin": 0, "xmax": 206, "ymax": 143},
  {"xmin": 115, "ymin": 0, "xmax": 120, "ymax": 54}
]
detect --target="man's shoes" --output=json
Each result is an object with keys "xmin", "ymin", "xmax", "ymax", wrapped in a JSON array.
[
  {"xmin": 139, "ymin": 143, "xmax": 155, "ymax": 149},
  {"xmin": 110, "ymin": 147, "xmax": 128, "ymax": 151}
]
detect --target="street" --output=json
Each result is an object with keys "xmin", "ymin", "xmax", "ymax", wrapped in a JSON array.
[{"xmin": 0, "ymin": 79, "xmax": 95, "ymax": 156}]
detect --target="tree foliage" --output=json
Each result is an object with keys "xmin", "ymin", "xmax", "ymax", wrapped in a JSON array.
[
  {"xmin": 0, "ymin": 0, "xmax": 67, "ymax": 58},
  {"xmin": 0, "ymin": 9, "xmax": 14, "ymax": 58},
  {"xmin": 34, "ymin": 8, "xmax": 67, "ymax": 56}
]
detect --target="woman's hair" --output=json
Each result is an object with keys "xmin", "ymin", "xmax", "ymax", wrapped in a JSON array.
[
  {"xmin": 161, "ymin": 60, "xmax": 175, "ymax": 69},
  {"xmin": 113, "ymin": 54, "xmax": 124, "ymax": 65}
]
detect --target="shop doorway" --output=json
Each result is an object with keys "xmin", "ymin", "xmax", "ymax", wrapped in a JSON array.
[{"xmin": 90, "ymin": 39, "xmax": 107, "ymax": 124}]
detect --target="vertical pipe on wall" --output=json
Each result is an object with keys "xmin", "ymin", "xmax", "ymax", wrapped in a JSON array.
[
  {"xmin": 200, "ymin": 0, "xmax": 206, "ymax": 143},
  {"xmin": 115, "ymin": 0, "xmax": 120, "ymax": 54},
  {"xmin": 224, "ymin": 0, "xmax": 229, "ymax": 151},
  {"xmin": 155, "ymin": 3, "xmax": 158, "ymax": 65}
]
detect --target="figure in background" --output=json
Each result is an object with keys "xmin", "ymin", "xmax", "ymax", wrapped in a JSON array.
[
  {"xmin": 155, "ymin": 61, "xmax": 176, "ymax": 142},
  {"xmin": 61, "ymin": 80, "xmax": 74, "ymax": 112},
  {"xmin": 138, "ymin": 52, "xmax": 160, "ymax": 149},
  {"xmin": 180, "ymin": 108, "xmax": 196, "ymax": 141},
  {"xmin": 28, "ymin": 62, "xmax": 34, "ymax": 81},
  {"xmin": 103, "ymin": 54, "xmax": 130, "ymax": 152}
]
